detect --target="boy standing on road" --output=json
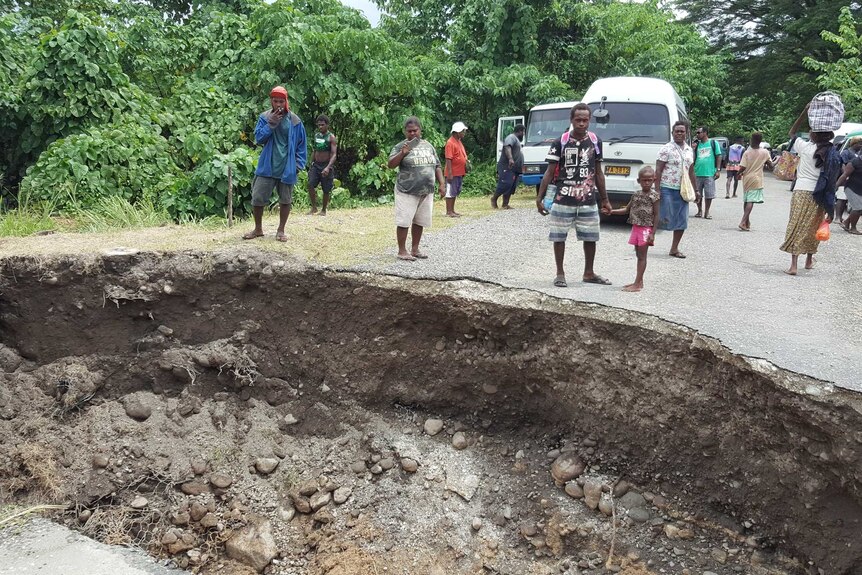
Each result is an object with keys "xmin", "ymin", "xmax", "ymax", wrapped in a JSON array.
[
  {"xmin": 536, "ymin": 103, "xmax": 612, "ymax": 288},
  {"xmin": 693, "ymin": 126, "xmax": 722, "ymax": 219}
]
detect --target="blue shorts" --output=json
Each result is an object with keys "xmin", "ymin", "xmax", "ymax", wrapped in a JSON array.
[
  {"xmin": 445, "ymin": 176, "xmax": 463, "ymax": 198},
  {"xmin": 659, "ymin": 186, "xmax": 688, "ymax": 231},
  {"xmin": 548, "ymin": 202, "xmax": 600, "ymax": 242}
]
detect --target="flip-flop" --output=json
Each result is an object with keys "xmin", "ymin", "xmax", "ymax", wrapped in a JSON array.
[
  {"xmin": 276, "ymin": 233, "xmax": 288, "ymax": 243},
  {"xmin": 693, "ymin": 213, "xmax": 703, "ymax": 218},
  {"xmin": 397, "ymin": 254, "xmax": 416, "ymax": 261},
  {"xmin": 704, "ymin": 215, "xmax": 713, "ymax": 219},
  {"xmin": 242, "ymin": 231, "xmax": 264, "ymax": 240},
  {"xmin": 411, "ymin": 252, "xmax": 429, "ymax": 259},
  {"xmin": 583, "ymin": 275, "xmax": 612, "ymax": 285},
  {"xmin": 849, "ymin": 229, "xmax": 862, "ymax": 235},
  {"xmin": 553, "ymin": 275, "xmax": 567, "ymax": 288},
  {"xmin": 669, "ymin": 252, "xmax": 687, "ymax": 259}
]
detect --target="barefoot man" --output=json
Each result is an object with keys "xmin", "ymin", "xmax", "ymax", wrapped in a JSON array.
[
  {"xmin": 243, "ymin": 85, "xmax": 307, "ymax": 242},
  {"xmin": 308, "ymin": 114, "xmax": 337, "ymax": 215}
]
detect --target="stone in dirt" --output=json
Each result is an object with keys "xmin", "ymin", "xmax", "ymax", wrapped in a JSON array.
[
  {"xmin": 209, "ymin": 473, "xmax": 232, "ymax": 489},
  {"xmin": 130, "ymin": 496, "xmax": 148, "ymax": 509},
  {"xmin": 598, "ymin": 497, "xmax": 613, "ymax": 516},
  {"xmin": 225, "ymin": 516, "xmax": 279, "ymax": 573},
  {"xmin": 298, "ymin": 479, "xmax": 319, "ymax": 497},
  {"xmin": 564, "ymin": 482, "xmax": 584, "ymax": 499},
  {"xmin": 92, "ymin": 454, "xmax": 109, "ymax": 468},
  {"xmin": 379, "ymin": 457, "xmax": 395, "ymax": 471},
  {"xmin": 452, "ymin": 432, "xmax": 468, "ymax": 450},
  {"xmin": 333, "ymin": 487, "xmax": 352, "ymax": 504},
  {"xmin": 618, "ymin": 491, "xmax": 647, "ymax": 510},
  {"xmin": 583, "ymin": 479, "xmax": 602, "ymax": 510},
  {"xmin": 123, "ymin": 396, "xmax": 152, "ymax": 421},
  {"xmin": 310, "ymin": 490, "xmax": 332, "ymax": 511},
  {"xmin": 190, "ymin": 502, "xmax": 207, "ymax": 522},
  {"xmin": 199, "ymin": 513, "xmax": 219, "ymax": 528},
  {"xmin": 167, "ymin": 531, "xmax": 197, "ymax": 555},
  {"xmin": 255, "ymin": 458, "xmax": 279, "ymax": 475},
  {"xmin": 446, "ymin": 471, "xmax": 480, "ymax": 502},
  {"xmin": 350, "ymin": 461, "xmax": 366, "ymax": 473},
  {"xmin": 550, "ymin": 453, "xmax": 585, "ymax": 484},
  {"xmin": 424, "ymin": 418, "xmax": 444, "ymax": 436},
  {"xmin": 180, "ymin": 480, "xmax": 209, "ymax": 496},
  {"xmin": 401, "ymin": 458, "xmax": 418, "ymax": 473},
  {"xmin": 627, "ymin": 507, "xmax": 650, "ymax": 523}
]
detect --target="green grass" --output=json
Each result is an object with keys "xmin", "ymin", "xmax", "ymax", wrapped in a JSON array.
[{"xmin": 73, "ymin": 196, "xmax": 173, "ymax": 232}]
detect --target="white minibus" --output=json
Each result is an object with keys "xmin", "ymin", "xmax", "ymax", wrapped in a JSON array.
[
  {"xmin": 582, "ymin": 77, "xmax": 688, "ymax": 206},
  {"xmin": 496, "ymin": 101, "xmax": 579, "ymax": 188}
]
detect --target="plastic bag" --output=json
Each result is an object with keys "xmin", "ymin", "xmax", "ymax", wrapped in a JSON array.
[
  {"xmin": 542, "ymin": 184, "xmax": 557, "ymax": 212},
  {"xmin": 815, "ymin": 220, "xmax": 831, "ymax": 241}
]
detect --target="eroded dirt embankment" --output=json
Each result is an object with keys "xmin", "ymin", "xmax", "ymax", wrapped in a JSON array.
[{"xmin": 0, "ymin": 250, "xmax": 860, "ymax": 574}]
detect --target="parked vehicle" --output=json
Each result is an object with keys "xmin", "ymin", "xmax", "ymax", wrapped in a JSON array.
[
  {"xmin": 582, "ymin": 76, "xmax": 688, "ymax": 206},
  {"xmin": 496, "ymin": 101, "xmax": 580, "ymax": 188}
]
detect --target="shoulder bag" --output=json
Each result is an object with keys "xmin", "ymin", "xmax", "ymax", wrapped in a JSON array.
[{"xmin": 773, "ymin": 137, "xmax": 800, "ymax": 182}]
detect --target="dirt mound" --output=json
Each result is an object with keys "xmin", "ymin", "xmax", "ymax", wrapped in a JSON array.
[{"xmin": 0, "ymin": 250, "xmax": 860, "ymax": 574}]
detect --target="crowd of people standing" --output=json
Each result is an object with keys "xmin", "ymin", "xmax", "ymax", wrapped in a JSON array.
[{"xmin": 243, "ymin": 85, "xmax": 852, "ymax": 289}]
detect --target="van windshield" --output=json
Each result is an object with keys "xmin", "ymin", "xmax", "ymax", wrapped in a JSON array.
[
  {"xmin": 526, "ymin": 108, "xmax": 571, "ymax": 146},
  {"xmin": 587, "ymin": 103, "xmax": 670, "ymax": 145}
]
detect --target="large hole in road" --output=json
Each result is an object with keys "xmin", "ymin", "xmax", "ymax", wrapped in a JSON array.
[{"xmin": 0, "ymin": 250, "xmax": 860, "ymax": 575}]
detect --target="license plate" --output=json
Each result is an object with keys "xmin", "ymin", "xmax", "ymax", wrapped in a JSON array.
[
  {"xmin": 605, "ymin": 165, "xmax": 631, "ymax": 176},
  {"xmin": 524, "ymin": 165, "xmax": 542, "ymax": 174}
]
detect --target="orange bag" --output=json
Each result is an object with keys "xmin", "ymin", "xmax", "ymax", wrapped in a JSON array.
[{"xmin": 815, "ymin": 220, "xmax": 830, "ymax": 241}]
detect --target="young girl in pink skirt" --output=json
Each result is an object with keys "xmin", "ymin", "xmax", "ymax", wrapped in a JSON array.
[{"xmin": 611, "ymin": 166, "xmax": 661, "ymax": 292}]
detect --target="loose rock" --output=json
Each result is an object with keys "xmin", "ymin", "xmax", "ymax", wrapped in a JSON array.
[
  {"xmin": 123, "ymin": 396, "xmax": 152, "ymax": 421},
  {"xmin": 550, "ymin": 453, "xmax": 585, "ymax": 484},
  {"xmin": 209, "ymin": 473, "xmax": 233, "ymax": 489},
  {"xmin": 255, "ymin": 458, "xmax": 279, "ymax": 475},
  {"xmin": 564, "ymin": 482, "xmax": 584, "ymax": 499},
  {"xmin": 452, "ymin": 432, "xmax": 468, "ymax": 450},
  {"xmin": 310, "ymin": 491, "xmax": 332, "ymax": 511},
  {"xmin": 333, "ymin": 487, "xmax": 352, "ymax": 505},
  {"xmin": 225, "ymin": 516, "xmax": 278, "ymax": 573},
  {"xmin": 180, "ymin": 481, "xmax": 208, "ymax": 496},
  {"xmin": 130, "ymin": 496, "xmax": 148, "ymax": 509},
  {"xmin": 583, "ymin": 479, "xmax": 602, "ymax": 510},
  {"xmin": 424, "ymin": 418, "xmax": 444, "ymax": 436},
  {"xmin": 401, "ymin": 458, "xmax": 418, "ymax": 473}
]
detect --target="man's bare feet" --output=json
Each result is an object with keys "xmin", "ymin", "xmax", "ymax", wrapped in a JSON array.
[
  {"xmin": 320, "ymin": 210, "xmax": 327, "ymax": 216},
  {"xmin": 307, "ymin": 208, "xmax": 318, "ymax": 215},
  {"xmin": 622, "ymin": 284, "xmax": 642, "ymax": 292},
  {"xmin": 275, "ymin": 232, "xmax": 287, "ymax": 242},
  {"xmin": 397, "ymin": 253, "xmax": 416, "ymax": 261},
  {"xmin": 445, "ymin": 212, "xmax": 461, "ymax": 218},
  {"xmin": 411, "ymin": 251, "xmax": 428, "ymax": 259},
  {"xmin": 784, "ymin": 269, "xmax": 797, "ymax": 276},
  {"xmin": 491, "ymin": 197, "xmax": 498, "ymax": 209},
  {"xmin": 242, "ymin": 230, "xmax": 264, "ymax": 240},
  {"xmin": 805, "ymin": 256, "xmax": 815, "ymax": 270}
]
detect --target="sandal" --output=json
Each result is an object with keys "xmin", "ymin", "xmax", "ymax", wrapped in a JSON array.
[
  {"xmin": 276, "ymin": 232, "xmax": 288, "ymax": 243},
  {"xmin": 553, "ymin": 275, "xmax": 567, "ymax": 288},
  {"xmin": 669, "ymin": 251, "xmax": 687, "ymax": 259},
  {"xmin": 583, "ymin": 275, "xmax": 612, "ymax": 285},
  {"xmin": 397, "ymin": 254, "xmax": 416, "ymax": 261},
  {"xmin": 242, "ymin": 230, "xmax": 264, "ymax": 240}
]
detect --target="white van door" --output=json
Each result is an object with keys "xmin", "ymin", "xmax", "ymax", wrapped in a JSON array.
[{"xmin": 497, "ymin": 116, "xmax": 524, "ymax": 162}]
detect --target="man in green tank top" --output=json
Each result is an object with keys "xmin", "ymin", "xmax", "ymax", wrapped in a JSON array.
[{"xmin": 308, "ymin": 115, "xmax": 338, "ymax": 215}]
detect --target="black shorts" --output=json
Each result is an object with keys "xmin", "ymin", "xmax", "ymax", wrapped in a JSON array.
[{"xmin": 309, "ymin": 162, "xmax": 334, "ymax": 193}]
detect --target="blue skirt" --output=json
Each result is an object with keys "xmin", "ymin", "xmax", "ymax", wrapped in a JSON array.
[{"xmin": 659, "ymin": 186, "xmax": 688, "ymax": 231}]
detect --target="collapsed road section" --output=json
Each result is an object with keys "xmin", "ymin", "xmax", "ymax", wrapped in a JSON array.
[{"xmin": 0, "ymin": 250, "xmax": 859, "ymax": 574}]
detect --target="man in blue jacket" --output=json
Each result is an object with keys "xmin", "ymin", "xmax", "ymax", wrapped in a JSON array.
[{"xmin": 243, "ymin": 86, "xmax": 307, "ymax": 242}]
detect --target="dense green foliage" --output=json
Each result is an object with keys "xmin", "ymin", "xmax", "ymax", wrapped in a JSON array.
[{"xmin": 0, "ymin": 0, "xmax": 857, "ymax": 223}]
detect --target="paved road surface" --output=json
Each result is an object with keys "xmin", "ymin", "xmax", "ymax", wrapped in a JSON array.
[
  {"xmin": 355, "ymin": 173, "xmax": 862, "ymax": 392},
  {"xmin": 0, "ymin": 518, "xmax": 187, "ymax": 575}
]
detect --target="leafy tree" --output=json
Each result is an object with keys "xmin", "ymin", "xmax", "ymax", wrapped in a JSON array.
[
  {"xmin": 804, "ymin": 6, "xmax": 862, "ymax": 121},
  {"xmin": 679, "ymin": 0, "xmax": 859, "ymax": 111},
  {"xmin": 16, "ymin": 10, "xmax": 156, "ymax": 159}
]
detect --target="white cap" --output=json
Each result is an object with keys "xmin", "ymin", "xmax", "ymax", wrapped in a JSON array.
[{"xmin": 451, "ymin": 121, "xmax": 468, "ymax": 133}]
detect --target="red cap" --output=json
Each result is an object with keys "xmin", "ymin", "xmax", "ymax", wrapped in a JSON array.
[{"xmin": 270, "ymin": 86, "xmax": 288, "ymax": 100}]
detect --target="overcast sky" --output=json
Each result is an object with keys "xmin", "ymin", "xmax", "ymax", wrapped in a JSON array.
[{"xmin": 341, "ymin": 0, "xmax": 381, "ymax": 26}]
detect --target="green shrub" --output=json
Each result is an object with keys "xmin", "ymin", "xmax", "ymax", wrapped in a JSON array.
[
  {"xmin": 19, "ymin": 121, "xmax": 180, "ymax": 210},
  {"xmin": 164, "ymin": 146, "xmax": 257, "ymax": 219}
]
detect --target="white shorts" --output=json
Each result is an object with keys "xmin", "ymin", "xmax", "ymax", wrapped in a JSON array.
[
  {"xmin": 837, "ymin": 187, "xmax": 847, "ymax": 201},
  {"xmin": 395, "ymin": 191, "xmax": 433, "ymax": 228}
]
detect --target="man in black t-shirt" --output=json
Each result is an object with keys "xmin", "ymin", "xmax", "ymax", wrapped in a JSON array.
[{"xmin": 536, "ymin": 103, "xmax": 613, "ymax": 288}]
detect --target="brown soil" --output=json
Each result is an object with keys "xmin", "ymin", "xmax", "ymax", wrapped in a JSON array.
[{"xmin": 0, "ymin": 249, "xmax": 860, "ymax": 574}]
